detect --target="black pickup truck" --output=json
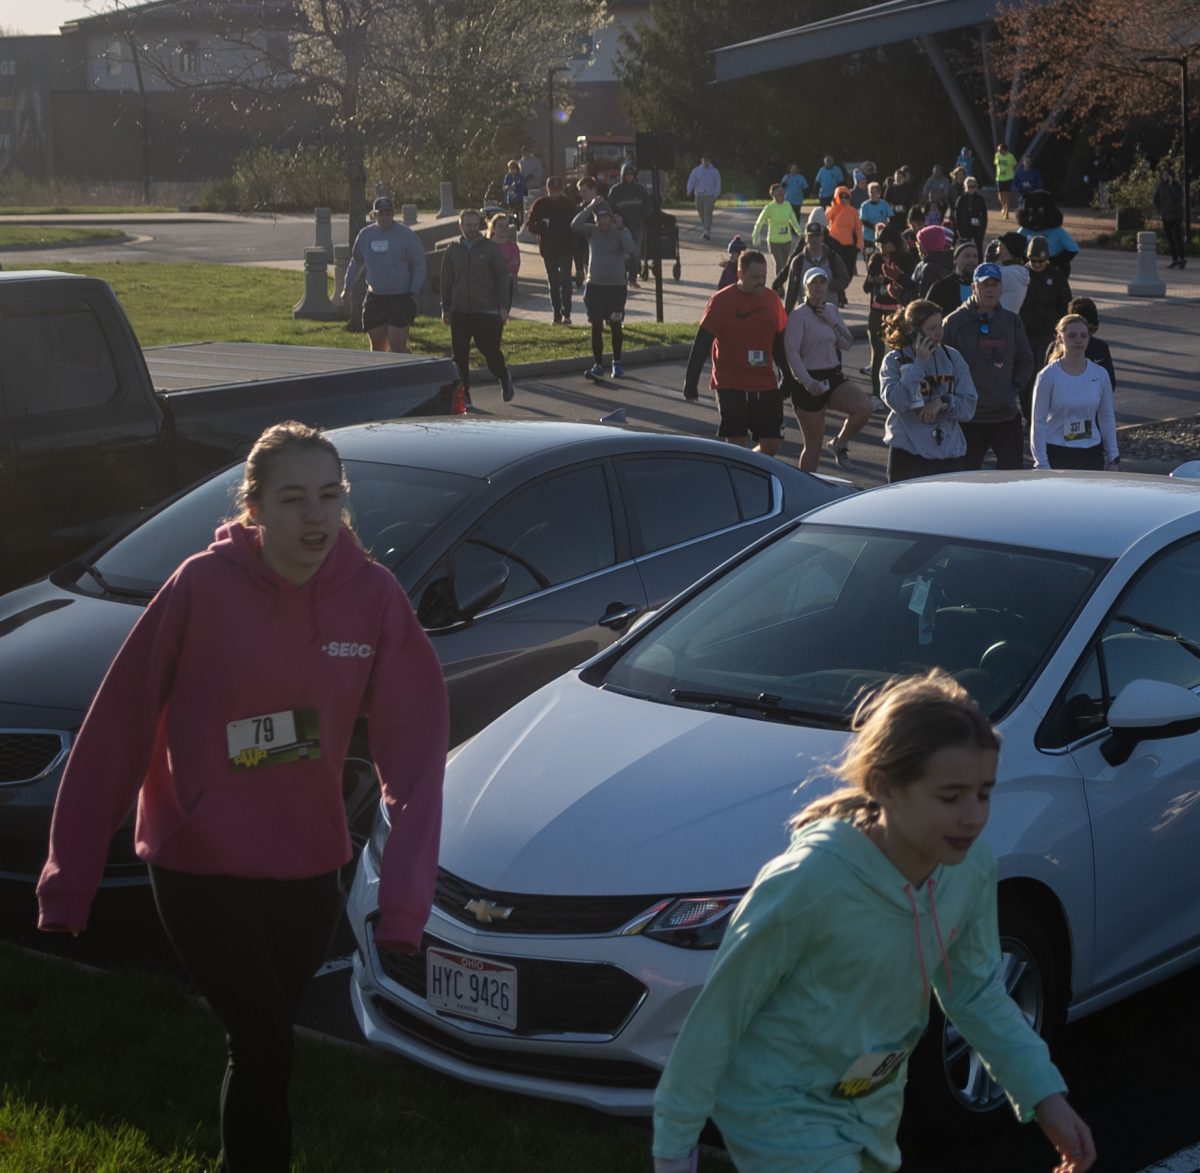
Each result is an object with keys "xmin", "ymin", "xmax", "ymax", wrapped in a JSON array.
[{"xmin": 0, "ymin": 270, "xmax": 461, "ymax": 587}]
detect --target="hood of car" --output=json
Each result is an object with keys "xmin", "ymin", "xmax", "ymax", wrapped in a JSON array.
[
  {"xmin": 440, "ymin": 674, "xmax": 848, "ymax": 896},
  {"xmin": 0, "ymin": 580, "xmax": 139, "ymax": 714}
]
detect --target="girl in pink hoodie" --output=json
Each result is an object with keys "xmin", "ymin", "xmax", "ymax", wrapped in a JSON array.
[{"xmin": 37, "ymin": 421, "xmax": 448, "ymax": 1172}]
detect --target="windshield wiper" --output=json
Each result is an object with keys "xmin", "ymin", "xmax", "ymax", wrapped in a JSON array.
[
  {"xmin": 670, "ymin": 688, "xmax": 832, "ymax": 724},
  {"xmin": 1113, "ymin": 614, "xmax": 1200, "ymax": 662},
  {"xmin": 79, "ymin": 563, "xmax": 156, "ymax": 601}
]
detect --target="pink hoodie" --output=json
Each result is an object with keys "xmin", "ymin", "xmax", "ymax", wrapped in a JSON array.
[{"xmin": 36, "ymin": 523, "xmax": 448, "ymax": 948}]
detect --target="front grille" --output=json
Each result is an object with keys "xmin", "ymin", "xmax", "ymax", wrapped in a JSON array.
[
  {"xmin": 370, "ymin": 995, "xmax": 661, "ymax": 1089},
  {"xmin": 434, "ymin": 868, "xmax": 661, "ymax": 935},
  {"xmin": 0, "ymin": 731, "xmax": 68, "ymax": 785},
  {"xmin": 377, "ymin": 933, "xmax": 646, "ymax": 1037}
]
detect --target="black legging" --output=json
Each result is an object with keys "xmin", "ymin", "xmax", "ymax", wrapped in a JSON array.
[
  {"xmin": 150, "ymin": 865, "xmax": 343, "ymax": 1173},
  {"xmin": 591, "ymin": 321, "xmax": 623, "ymax": 364}
]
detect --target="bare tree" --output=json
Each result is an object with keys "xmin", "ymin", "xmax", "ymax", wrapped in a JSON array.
[{"xmin": 992, "ymin": 0, "xmax": 1198, "ymax": 144}]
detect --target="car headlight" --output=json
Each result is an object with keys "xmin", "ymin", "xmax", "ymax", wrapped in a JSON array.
[{"xmin": 639, "ymin": 894, "xmax": 743, "ymax": 949}]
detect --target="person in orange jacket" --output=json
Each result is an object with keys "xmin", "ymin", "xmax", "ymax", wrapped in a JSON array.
[{"xmin": 825, "ymin": 185, "xmax": 864, "ymax": 308}]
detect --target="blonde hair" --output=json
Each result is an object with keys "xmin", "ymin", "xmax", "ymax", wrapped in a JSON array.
[
  {"xmin": 790, "ymin": 671, "xmax": 999, "ymax": 832},
  {"xmin": 1046, "ymin": 313, "xmax": 1088, "ymax": 365},
  {"xmin": 235, "ymin": 421, "xmax": 351, "ymax": 528}
]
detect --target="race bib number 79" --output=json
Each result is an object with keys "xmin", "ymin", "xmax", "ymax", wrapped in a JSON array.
[{"xmin": 226, "ymin": 707, "xmax": 321, "ymax": 769}]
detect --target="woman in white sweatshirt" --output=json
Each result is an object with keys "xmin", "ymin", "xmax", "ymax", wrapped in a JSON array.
[{"xmin": 1030, "ymin": 314, "xmax": 1119, "ymax": 471}]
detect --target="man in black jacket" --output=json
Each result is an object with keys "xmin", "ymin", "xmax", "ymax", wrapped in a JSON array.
[
  {"xmin": 928, "ymin": 241, "xmax": 979, "ymax": 319},
  {"xmin": 524, "ymin": 176, "xmax": 580, "ymax": 325}
]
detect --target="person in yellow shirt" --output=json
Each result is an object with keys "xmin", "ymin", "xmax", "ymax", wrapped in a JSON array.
[
  {"xmin": 994, "ymin": 143, "xmax": 1017, "ymax": 220},
  {"xmin": 752, "ymin": 184, "xmax": 804, "ymax": 278}
]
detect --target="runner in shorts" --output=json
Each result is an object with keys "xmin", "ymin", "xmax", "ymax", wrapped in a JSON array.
[
  {"xmin": 683, "ymin": 249, "xmax": 788, "ymax": 456},
  {"xmin": 783, "ymin": 268, "xmax": 872, "ymax": 471},
  {"xmin": 342, "ymin": 196, "xmax": 426, "ymax": 352}
]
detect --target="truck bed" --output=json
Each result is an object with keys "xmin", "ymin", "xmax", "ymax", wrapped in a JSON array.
[{"xmin": 144, "ymin": 341, "xmax": 445, "ymax": 393}]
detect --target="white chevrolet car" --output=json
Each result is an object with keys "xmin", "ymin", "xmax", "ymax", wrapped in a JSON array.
[{"xmin": 349, "ymin": 471, "xmax": 1200, "ymax": 1132}]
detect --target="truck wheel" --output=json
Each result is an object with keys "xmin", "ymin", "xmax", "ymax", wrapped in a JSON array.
[{"xmin": 904, "ymin": 902, "xmax": 1064, "ymax": 1140}]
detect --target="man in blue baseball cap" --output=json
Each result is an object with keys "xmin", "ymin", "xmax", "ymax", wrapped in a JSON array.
[{"xmin": 941, "ymin": 261, "xmax": 1034, "ymax": 469}]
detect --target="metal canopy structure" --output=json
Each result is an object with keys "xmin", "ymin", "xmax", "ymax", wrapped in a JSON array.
[{"xmin": 711, "ymin": 0, "xmax": 1051, "ymax": 180}]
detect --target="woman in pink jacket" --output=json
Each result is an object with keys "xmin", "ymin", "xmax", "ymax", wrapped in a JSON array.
[{"xmin": 37, "ymin": 421, "xmax": 449, "ymax": 1172}]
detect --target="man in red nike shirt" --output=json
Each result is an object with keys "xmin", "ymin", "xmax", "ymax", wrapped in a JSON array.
[{"xmin": 683, "ymin": 249, "xmax": 789, "ymax": 456}]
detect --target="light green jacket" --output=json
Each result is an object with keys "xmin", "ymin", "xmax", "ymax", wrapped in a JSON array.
[
  {"xmin": 752, "ymin": 200, "xmax": 803, "ymax": 246},
  {"xmin": 652, "ymin": 818, "xmax": 1066, "ymax": 1172}
]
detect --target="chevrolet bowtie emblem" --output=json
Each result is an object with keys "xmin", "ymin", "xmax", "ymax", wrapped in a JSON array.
[{"xmin": 464, "ymin": 898, "xmax": 514, "ymax": 924}]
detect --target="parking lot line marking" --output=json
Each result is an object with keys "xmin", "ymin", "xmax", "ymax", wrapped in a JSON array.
[{"xmin": 1137, "ymin": 1142, "xmax": 1200, "ymax": 1172}]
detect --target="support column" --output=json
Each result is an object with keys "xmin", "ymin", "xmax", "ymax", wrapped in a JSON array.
[
  {"xmin": 313, "ymin": 207, "xmax": 333, "ymax": 262},
  {"xmin": 292, "ymin": 248, "xmax": 341, "ymax": 320},
  {"xmin": 437, "ymin": 182, "xmax": 456, "ymax": 218},
  {"xmin": 917, "ymin": 35, "xmax": 994, "ymax": 182}
]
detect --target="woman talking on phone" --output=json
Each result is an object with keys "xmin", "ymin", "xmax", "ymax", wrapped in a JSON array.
[
  {"xmin": 783, "ymin": 267, "xmax": 872, "ymax": 472},
  {"xmin": 879, "ymin": 299, "xmax": 978, "ymax": 482},
  {"xmin": 36, "ymin": 421, "xmax": 449, "ymax": 1172}
]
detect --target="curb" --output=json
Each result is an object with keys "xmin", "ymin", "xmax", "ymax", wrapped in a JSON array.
[
  {"xmin": 470, "ymin": 322, "xmax": 870, "ymax": 384},
  {"xmin": 0, "ymin": 233, "xmax": 131, "ymax": 252}
]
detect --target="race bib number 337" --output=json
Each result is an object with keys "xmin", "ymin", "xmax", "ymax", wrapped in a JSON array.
[{"xmin": 226, "ymin": 707, "xmax": 321, "ymax": 769}]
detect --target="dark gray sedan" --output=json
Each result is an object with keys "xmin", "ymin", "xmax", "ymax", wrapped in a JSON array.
[{"xmin": 0, "ymin": 419, "xmax": 845, "ymax": 881}]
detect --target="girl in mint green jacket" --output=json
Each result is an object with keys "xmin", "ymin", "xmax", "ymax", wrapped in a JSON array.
[{"xmin": 652, "ymin": 671, "xmax": 1094, "ymax": 1173}]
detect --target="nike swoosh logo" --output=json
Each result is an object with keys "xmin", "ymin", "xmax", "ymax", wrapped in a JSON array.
[{"xmin": 734, "ymin": 309, "xmax": 763, "ymax": 320}]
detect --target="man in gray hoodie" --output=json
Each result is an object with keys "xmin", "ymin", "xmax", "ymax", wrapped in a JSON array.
[
  {"xmin": 441, "ymin": 208, "xmax": 516, "ymax": 403},
  {"xmin": 572, "ymin": 199, "xmax": 637, "ymax": 379},
  {"xmin": 942, "ymin": 262, "xmax": 1035, "ymax": 470}
]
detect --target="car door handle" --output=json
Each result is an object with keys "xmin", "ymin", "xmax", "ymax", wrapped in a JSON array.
[{"xmin": 598, "ymin": 603, "xmax": 642, "ymax": 631}]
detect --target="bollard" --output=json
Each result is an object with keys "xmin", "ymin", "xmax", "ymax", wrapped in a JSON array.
[
  {"xmin": 437, "ymin": 181, "xmax": 456, "ymax": 218},
  {"xmin": 313, "ymin": 207, "xmax": 333, "ymax": 262},
  {"xmin": 401, "ymin": 203, "xmax": 419, "ymax": 225},
  {"xmin": 517, "ymin": 187, "xmax": 540, "ymax": 243},
  {"xmin": 1126, "ymin": 230, "xmax": 1166, "ymax": 297},
  {"xmin": 333, "ymin": 244, "xmax": 351, "ymax": 319},
  {"xmin": 292, "ymin": 247, "xmax": 342, "ymax": 320}
]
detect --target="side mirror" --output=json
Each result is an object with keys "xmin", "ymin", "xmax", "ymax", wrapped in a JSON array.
[
  {"xmin": 453, "ymin": 562, "xmax": 509, "ymax": 621},
  {"xmin": 1100, "ymin": 678, "xmax": 1200, "ymax": 765}
]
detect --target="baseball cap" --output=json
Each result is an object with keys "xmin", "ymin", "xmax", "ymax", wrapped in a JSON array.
[
  {"xmin": 803, "ymin": 267, "xmax": 830, "ymax": 285},
  {"xmin": 973, "ymin": 262, "xmax": 1003, "ymax": 283},
  {"xmin": 804, "ymin": 221, "xmax": 823, "ymax": 235},
  {"xmin": 1028, "ymin": 235, "xmax": 1050, "ymax": 259},
  {"xmin": 373, "ymin": 196, "xmax": 394, "ymax": 212}
]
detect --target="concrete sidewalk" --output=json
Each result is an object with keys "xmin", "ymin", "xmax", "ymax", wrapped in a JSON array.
[{"xmin": 508, "ymin": 203, "xmax": 1198, "ymax": 331}]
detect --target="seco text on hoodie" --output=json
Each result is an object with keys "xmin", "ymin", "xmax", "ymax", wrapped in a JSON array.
[{"xmin": 37, "ymin": 523, "xmax": 448, "ymax": 949}]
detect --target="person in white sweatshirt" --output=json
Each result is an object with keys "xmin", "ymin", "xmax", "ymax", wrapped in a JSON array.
[{"xmin": 1030, "ymin": 314, "xmax": 1119, "ymax": 471}]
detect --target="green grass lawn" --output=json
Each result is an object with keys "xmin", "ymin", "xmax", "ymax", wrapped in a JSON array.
[
  {"xmin": 0, "ymin": 227, "xmax": 126, "ymax": 247},
  {"xmin": 0, "ymin": 943, "xmax": 724, "ymax": 1172},
  {"xmin": 8, "ymin": 261, "xmax": 693, "ymax": 363}
]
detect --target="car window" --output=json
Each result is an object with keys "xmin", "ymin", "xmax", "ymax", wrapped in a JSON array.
[
  {"xmin": 729, "ymin": 466, "xmax": 773, "ymax": 521},
  {"xmin": 0, "ymin": 300, "xmax": 119, "ymax": 416},
  {"xmin": 453, "ymin": 464, "xmax": 616, "ymax": 608},
  {"xmin": 602, "ymin": 524, "xmax": 1102, "ymax": 723},
  {"xmin": 618, "ymin": 456, "xmax": 745, "ymax": 554},
  {"xmin": 88, "ymin": 459, "xmax": 479, "ymax": 594},
  {"xmin": 1040, "ymin": 538, "xmax": 1200, "ymax": 748}
]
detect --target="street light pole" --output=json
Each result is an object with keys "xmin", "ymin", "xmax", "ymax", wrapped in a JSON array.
[{"xmin": 1142, "ymin": 53, "xmax": 1194, "ymax": 260}]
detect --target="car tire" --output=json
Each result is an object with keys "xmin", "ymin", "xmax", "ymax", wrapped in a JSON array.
[{"xmin": 904, "ymin": 902, "xmax": 1064, "ymax": 1140}]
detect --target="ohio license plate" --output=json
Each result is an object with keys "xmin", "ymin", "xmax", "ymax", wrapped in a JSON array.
[{"xmin": 425, "ymin": 947, "xmax": 517, "ymax": 1030}]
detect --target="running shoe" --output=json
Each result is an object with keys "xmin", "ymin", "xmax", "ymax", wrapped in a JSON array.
[
  {"xmin": 825, "ymin": 439, "xmax": 853, "ymax": 470},
  {"xmin": 585, "ymin": 363, "xmax": 604, "ymax": 380},
  {"xmin": 502, "ymin": 372, "xmax": 516, "ymax": 402},
  {"xmin": 610, "ymin": 361, "xmax": 625, "ymax": 378}
]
